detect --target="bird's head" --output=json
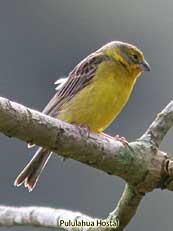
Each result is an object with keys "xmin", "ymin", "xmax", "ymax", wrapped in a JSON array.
[{"xmin": 99, "ymin": 41, "xmax": 150, "ymax": 77}]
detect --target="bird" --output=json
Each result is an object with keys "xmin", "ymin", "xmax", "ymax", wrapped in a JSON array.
[{"xmin": 14, "ymin": 41, "xmax": 150, "ymax": 191}]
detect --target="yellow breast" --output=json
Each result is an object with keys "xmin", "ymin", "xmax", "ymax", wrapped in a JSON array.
[{"xmin": 57, "ymin": 60, "xmax": 137, "ymax": 132}]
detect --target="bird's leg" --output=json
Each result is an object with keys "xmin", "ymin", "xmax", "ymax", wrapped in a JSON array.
[
  {"xmin": 114, "ymin": 134, "xmax": 128, "ymax": 145},
  {"xmin": 101, "ymin": 133, "xmax": 114, "ymax": 139},
  {"xmin": 79, "ymin": 124, "xmax": 91, "ymax": 137},
  {"xmin": 72, "ymin": 123, "xmax": 91, "ymax": 138},
  {"xmin": 101, "ymin": 133, "xmax": 128, "ymax": 146}
]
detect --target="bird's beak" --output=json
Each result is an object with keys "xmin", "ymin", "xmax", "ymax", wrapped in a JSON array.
[{"xmin": 139, "ymin": 59, "xmax": 151, "ymax": 71}]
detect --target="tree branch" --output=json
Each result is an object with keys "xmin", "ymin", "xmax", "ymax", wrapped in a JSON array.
[
  {"xmin": 108, "ymin": 184, "xmax": 143, "ymax": 231},
  {"xmin": 0, "ymin": 96, "xmax": 172, "ymax": 230},
  {"xmin": 0, "ymin": 206, "xmax": 94, "ymax": 230},
  {"xmin": 140, "ymin": 100, "xmax": 173, "ymax": 146}
]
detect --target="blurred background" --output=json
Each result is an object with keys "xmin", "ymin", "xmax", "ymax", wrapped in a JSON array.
[{"xmin": 0, "ymin": 0, "xmax": 172, "ymax": 230}]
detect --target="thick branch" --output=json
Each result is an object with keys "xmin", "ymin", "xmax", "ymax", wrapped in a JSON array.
[
  {"xmin": 0, "ymin": 97, "xmax": 160, "ymax": 185},
  {"xmin": 0, "ymin": 97, "xmax": 172, "ymax": 230},
  {"xmin": 0, "ymin": 96, "xmax": 171, "ymax": 188}
]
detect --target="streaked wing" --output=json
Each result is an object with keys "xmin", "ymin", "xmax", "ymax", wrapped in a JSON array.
[{"xmin": 42, "ymin": 53, "xmax": 106, "ymax": 117}]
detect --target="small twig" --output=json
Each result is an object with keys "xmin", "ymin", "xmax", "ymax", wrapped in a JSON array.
[
  {"xmin": 108, "ymin": 184, "xmax": 143, "ymax": 231},
  {"xmin": 141, "ymin": 100, "xmax": 173, "ymax": 146},
  {"xmin": 0, "ymin": 206, "xmax": 93, "ymax": 230}
]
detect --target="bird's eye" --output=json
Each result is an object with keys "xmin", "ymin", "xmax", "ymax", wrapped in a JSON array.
[{"xmin": 132, "ymin": 54, "xmax": 138, "ymax": 61}]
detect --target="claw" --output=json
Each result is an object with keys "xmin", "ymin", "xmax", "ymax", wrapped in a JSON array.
[
  {"xmin": 114, "ymin": 135, "xmax": 128, "ymax": 146},
  {"xmin": 73, "ymin": 123, "xmax": 91, "ymax": 137},
  {"xmin": 101, "ymin": 133, "xmax": 128, "ymax": 146}
]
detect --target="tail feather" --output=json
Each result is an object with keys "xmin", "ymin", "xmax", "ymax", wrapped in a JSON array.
[
  {"xmin": 27, "ymin": 143, "xmax": 35, "ymax": 149},
  {"xmin": 14, "ymin": 147, "xmax": 52, "ymax": 191}
]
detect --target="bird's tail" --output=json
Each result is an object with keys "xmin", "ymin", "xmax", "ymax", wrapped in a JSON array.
[{"xmin": 14, "ymin": 147, "xmax": 52, "ymax": 191}]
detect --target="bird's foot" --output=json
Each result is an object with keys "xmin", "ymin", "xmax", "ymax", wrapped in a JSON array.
[
  {"xmin": 101, "ymin": 133, "xmax": 128, "ymax": 146},
  {"xmin": 101, "ymin": 133, "xmax": 114, "ymax": 140},
  {"xmin": 114, "ymin": 134, "xmax": 128, "ymax": 146},
  {"xmin": 73, "ymin": 123, "xmax": 91, "ymax": 137}
]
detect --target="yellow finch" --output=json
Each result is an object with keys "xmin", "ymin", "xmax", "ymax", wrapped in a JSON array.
[{"xmin": 14, "ymin": 41, "xmax": 150, "ymax": 191}]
